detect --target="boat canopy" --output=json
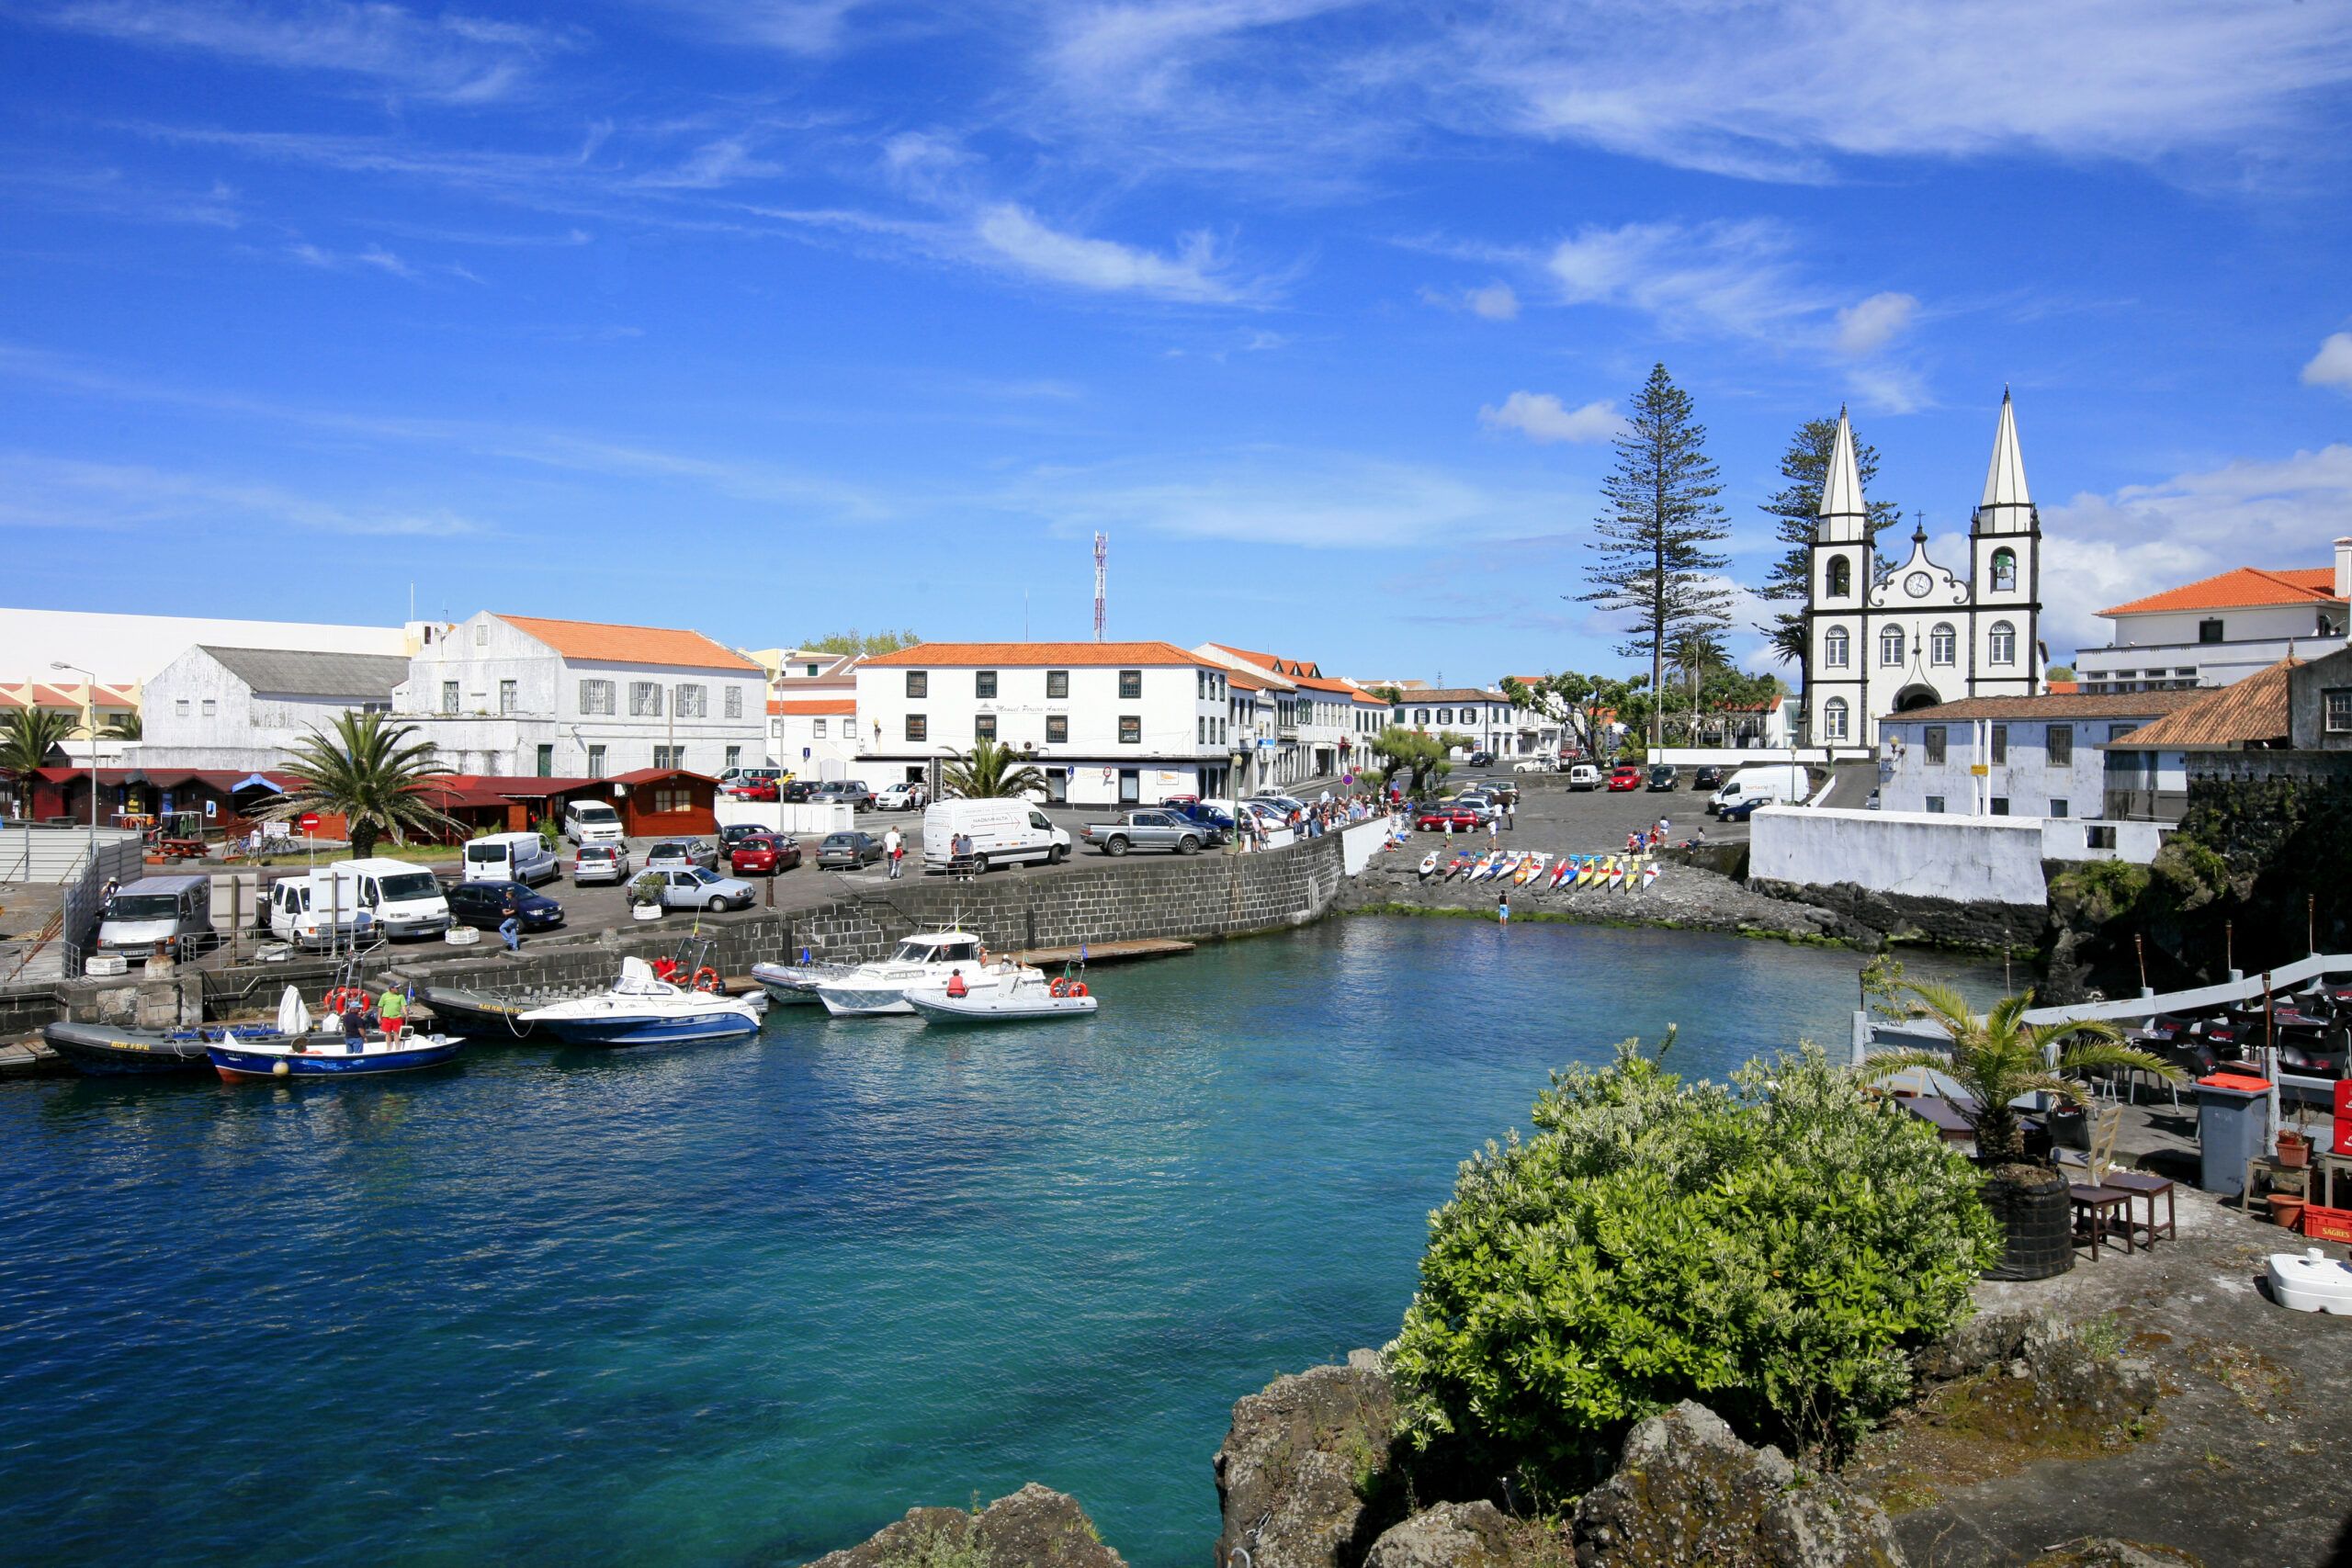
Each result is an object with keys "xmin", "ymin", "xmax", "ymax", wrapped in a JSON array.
[
  {"xmin": 894, "ymin": 936, "xmax": 980, "ymax": 964},
  {"xmin": 614, "ymin": 957, "xmax": 671, "ymax": 996}
]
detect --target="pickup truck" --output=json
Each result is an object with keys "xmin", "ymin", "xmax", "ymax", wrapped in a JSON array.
[{"xmin": 1080, "ymin": 809, "xmax": 1207, "ymax": 857}]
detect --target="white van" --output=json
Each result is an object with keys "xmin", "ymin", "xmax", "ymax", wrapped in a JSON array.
[
  {"xmin": 97, "ymin": 874, "xmax": 216, "ymax": 961},
  {"xmin": 921, "ymin": 798, "xmax": 1071, "ymax": 873},
  {"xmin": 326, "ymin": 858, "xmax": 453, "ymax": 938},
  {"xmin": 562, "ymin": 799, "xmax": 626, "ymax": 845},
  {"xmin": 463, "ymin": 830, "xmax": 561, "ymax": 886},
  {"xmin": 266, "ymin": 874, "xmax": 350, "ymax": 950},
  {"xmin": 1708, "ymin": 765, "xmax": 1811, "ymax": 818}
]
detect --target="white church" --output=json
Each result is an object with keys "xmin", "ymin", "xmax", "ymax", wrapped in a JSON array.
[{"xmin": 1802, "ymin": 392, "xmax": 2041, "ymax": 748}]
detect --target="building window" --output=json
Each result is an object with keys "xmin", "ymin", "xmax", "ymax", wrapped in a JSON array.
[
  {"xmin": 175, "ymin": 698, "xmax": 189, "ymax": 716},
  {"xmin": 1991, "ymin": 724, "xmax": 2007, "ymax": 763},
  {"xmin": 652, "ymin": 744, "xmax": 682, "ymax": 769},
  {"xmin": 653, "ymin": 785, "xmax": 692, "ymax": 814},
  {"xmin": 1823, "ymin": 627, "xmax": 1849, "ymax": 669},
  {"xmin": 630, "ymin": 682, "xmax": 662, "ymax": 717},
  {"xmin": 474, "ymin": 621, "xmax": 488, "ymax": 647},
  {"xmin": 2051, "ymin": 798, "xmax": 2070, "ymax": 818},
  {"xmin": 724, "ymin": 686, "xmax": 742, "ymax": 719},
  {"xmin": 905, "ymin": 671, "xmax": 928, "ymax": 698},
  {"xmin": 1198, "ymin": 717, "xmax": 1206, "ymax": 744},
  {"xmin": 1924, "ymin": 725, "xmax": 1947, "ymax": 764},
  {"xmin": 1046, "ymin": 670, "xmax": 1069, "ymax": 699},
  {"xmin": 675, "ymin": 684, "xmax": 707, "ymax": 718},
  {"xmin": 1988, "ymin": 620, "xmax": 2017, "ymax": 665},
  {"xmin": 1989, "ymin": 796, "xmax": 2009, "ymax": 816},
  {"xmin": 812, "ymin": 718, "xmax": 827, "ymax": 738},
  {"xmin": 1929, "ymin": 623, "xmax": 1956, "ymax": 665},
  {"xmin": 1414, "ymin": 707, "xmax": 1430, "ymax": 724},
  {"xmin": 975, "ymin": 714, "xmax": 997, "ymax": 740},
  {"xmin": 2086, "ymin": 825, "xmax": 2118, "ymax": 850},
  {"xmin": 1046, "ymin": 715, "xmax": 1069, "ymax": 744},
  {"xmin": 1991, "ymin": 547, "xmax": 2017, "ymax": 592},
  {"xmin": 2048, "ymin": 724, "xmax": 2073, "ymax": 766},
  {"xmin": 1118, "ymin": 769, "xmax": 1139, "ymax": 804},
  {"xmin": 442, "ymin": 681, "xmax": 459, "ymax": 712},
  {"xmin": 1118, "ymin": 670, "xmax": 1142, "ymax": 700},
  {"xmin": 1826, "ymin": 557, "xmax": 1851, "ymax": 596},
  {"xmin": 586, "ymin": 744, "xmax": 605, "ymax": 778},
  {"xmin": 2199, "ymin": 618, "xmax": 2225, "ymax": 644},
  {"xmin": 535, "ymin": 744, "xmax": 553, "ymax": 776},
  {"xmin": 1118, "ymin": 716, "xmax": 1141, "ymax": 744},
  {"xmin": 1926, "ymin": 795, "xmax": 1946, "ymax": 814},
  {"xmin": 2109, "ymin": 723, "xmax": 2139, "ymax": 744},
  {"xmin": 1823, "ymin": 697, "xmax": 1849, "ymax": 740},
  {"xmin": 905, "ymin": 715, "xmax": 927, "ymax": 742},
  {"xmin": 976, "ymin": 671, "xmax": 998, "ymax": 699},
  {"xmin": 2325, "ymin": 690, "xmax": 2352, "ymax": 733},
  {"xmin": 580, "ymin": 679, "xmax": 615, "ymax": 715},
  {"xmin": 725, "ymin": 746, "xmax": 741, "ymax": 771},
  {"xmin": 499, "ymin": 679, "xmax": 517, "ymax": 716},
  {"xmin": 200, "ymin": 698, "xmax": 216, "ymax": 717},
  {"xmin": 1880, "ymin": 626, "xmax": 1905, "ymax": 666}
]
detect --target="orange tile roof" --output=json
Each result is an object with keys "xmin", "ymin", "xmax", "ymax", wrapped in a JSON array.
[
  {"xmin": 497, "ymin": 615, "xmax": 762, "ymax": 671},
  {"xmin": 2101, "ymin": 567, "xmax": 2339, "ymax": 618},
  {"xmin": 769, "ymin": 698, "xmax": 855, "ymax": 716},
  {"xmin": 1225, "ymin": 669, "xmax": 1278, "ymax": 692},
  {"xmin": 1293, "ymin": 674, "xmax": 1358, "ymax": 694},
  {"xmin": 2112, "ymin": 658, "xmax": 2300, "ymax": 750},
  {"xmin": 1883, "ymin": 688, "xmax": 2207, "ymax": 724},
  {"xmin": 1350, "ymin": 688, "xmax": 1388, "ymax": 705},
  {"xmin": 861, "ymin": 640, "xmax": 1208, "ymax": 668},
  {"xmin": 1204, "ymin": 644, "xmax": 1327, "ymax": 680},
  {"xmin": 2046, "ymin": 680, "xmax": 2079, "ymax": 694}
]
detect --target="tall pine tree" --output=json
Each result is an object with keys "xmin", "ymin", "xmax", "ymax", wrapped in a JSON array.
[
  {"xmin": 1754, "ymin": 415, "xmax": 1902, "ymax": 672},
  {"xmin": 1579, "ymin": 364, "xmax": 1733, "ymax": 746}
]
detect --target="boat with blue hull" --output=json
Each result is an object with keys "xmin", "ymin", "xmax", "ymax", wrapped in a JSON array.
[
  {"xmin": 517, "ymin": 957, "xmax": 763, "ymax": 1047},
  {"xmin": 209, "ymin": 1032, "xmax": 463, "ymax": 1082}
]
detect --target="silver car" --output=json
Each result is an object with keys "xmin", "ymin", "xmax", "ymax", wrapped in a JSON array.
[
  {"xmin": 1080, "ymin": 809, "xmax": 1206, "ymax": 856},
  {"xmin": 645, "ymin": 838, "xmax": 720, "ymax": 872},
  {"xmin": 648, "ymin": 866, "xmax": 755, "ymax": 911},
  {"xmin": 571, "ymin": 843, "xmax": 634, "ymax": 886}
]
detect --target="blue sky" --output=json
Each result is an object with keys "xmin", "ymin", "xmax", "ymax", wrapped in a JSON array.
[{"xmin": 5, "ymin": 0, "xmax": 2351, "ymax": 684}]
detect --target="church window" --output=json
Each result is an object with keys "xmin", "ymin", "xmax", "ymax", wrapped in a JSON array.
[
  {"xmin": 1991, "ymin": 547, "xmax": 2017, "ymax": 592},
  {"xmin": 1988, "ymin": 620, "xmax": 2017, "ymax": 665},
  {"xmin": 1823, "ymin": 697, "xmax": 1849, "ymax": 740},
  {"xmin": 1880, "ymin": 626, "xmax": 1905, "ymax": 665},
  {"xmin": 1929, "ymin": 624, "xmax": 1957, "ymax": 665},
  {"xmin": 1826, "ymin": 558, "xmax": 1851, "ymax": 596},
  {"xmin": 1823, "ymin": 627, "xmax": 1849, "ymax": 669}
]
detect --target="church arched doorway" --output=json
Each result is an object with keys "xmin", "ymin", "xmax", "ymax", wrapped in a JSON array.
[{"xmin": 1892, "ymin": 684, "xmax": 1941, "ymax": 712}]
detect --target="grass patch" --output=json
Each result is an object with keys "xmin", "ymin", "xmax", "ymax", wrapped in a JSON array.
[
  {"xmin": 1847, "ymin": 1370, "xmax": 2163, "ymax": 1517},
  {"xmin": 878, "ymin": 1523, "xmax": 995, "ymax": 1568}
]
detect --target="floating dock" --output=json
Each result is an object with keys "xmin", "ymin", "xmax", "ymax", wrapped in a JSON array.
[
  {"xmin": 1010, "ymin": 938, "xmax": 1195, "ymax": 968},
  {"xmin": 0, "ymin": 1037, "xmax": 66, "ymax": 1077}
]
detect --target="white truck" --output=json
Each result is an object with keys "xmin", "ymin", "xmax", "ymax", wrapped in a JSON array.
[
  {"xmin": 1707, "ymin": 764, "xmax": 1812, "ymax": 818},
  {"xmin": 920, "ymin": 799, "xmax": 1070, "ymax": 873},
  {"xmin": 266, "ymin": 860, "xmax": 451, "ymax": 947}
]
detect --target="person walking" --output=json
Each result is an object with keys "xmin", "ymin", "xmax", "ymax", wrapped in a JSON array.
[
  {"xmin": 884, "ymin": 825, "xmax": 904, "ymax": 879},
  {"xmin": 498, "ymin": 887, "xmax": 524, "ymax": 953},
  {"xmin": 1487, "ymin": 818, "xmax": 1499, "ymax": 852}
]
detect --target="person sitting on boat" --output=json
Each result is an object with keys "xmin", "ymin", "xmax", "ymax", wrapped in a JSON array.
[{"xmin": 946, "ymin": 970, "xmax": 967, "ymax": 998}]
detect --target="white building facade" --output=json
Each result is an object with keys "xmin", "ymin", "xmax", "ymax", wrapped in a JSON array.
[
  {"xmin": 134, "ymin": 646, "xmax": 412, "ymax": 770},
  {"xmin": 1874, "ymin": 691, "xmax": 2200, "ymax": 820},
  {"xmin": 2075, "ymin": 547, "xmax": 2350, "ymax": 695},
  {"xmin": 769, "ymin": 697, "xmax": 861, "ymax": 781},
  {"xmin": 1804, "ymin": 393, "xmax": 2042, "ymax": 748},
  {"xmin": 390, "ymin": 613, "xmax": 766, "ymax": 780},
  {"xmin": 1385, "ymin": 687, "xmax": 1527, "ymax": 756}
]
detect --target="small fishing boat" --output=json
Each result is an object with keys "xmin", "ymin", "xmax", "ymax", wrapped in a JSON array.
[
  {"xmin": 906, "ymin": 969, "xmax": 1099, "ymax": 1025},
  {"xmin": 817, "ymin": 931, "xmax": 1030, "ymax": 1018},
  {"xmin": 209, "ymin": 1029, "xmax": 463, "ymax": 1082},
  {"xmin": 519, "ymin": 956, "xmax": 763, "ymax": 1046}
]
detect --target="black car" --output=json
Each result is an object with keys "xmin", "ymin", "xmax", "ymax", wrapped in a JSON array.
[
  {"xmin": 1715, "ymin": 795, "xmax": 1768, "ymax": 822},
  {"xmin": 1646, "ymin": 764, "xmax": 1679, "ymax": 791},
  {"xmin": 815, "ymin": 830, "xmax": 885, "ymax": 870},
  {"xmin": 1691, "ymin": 765, "xmax": 1724, "ymax": 790},
  {"xmin": 445, "ymin": 878, "xmax": 564, "ymax": 931},
  {"xmin": 1466, "ymin": 750, "xmax": 1494, "ymax": 768},
  {"xmin": 718, "ymin": 823, "xmax": 777, "ymax": 856},
  {"xmin": 779, "ymin": 780, "xmax": 816, "ymax": 804}
]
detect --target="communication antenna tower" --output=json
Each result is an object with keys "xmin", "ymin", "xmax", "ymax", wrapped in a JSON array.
[{"xmin": 1092, "ymin": 532, "xmax": 1108, "ymax": 642}]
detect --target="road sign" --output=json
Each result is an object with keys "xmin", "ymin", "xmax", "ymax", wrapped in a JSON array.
[
  {"xmin": 803, "ymin": 748, "xmax": 811, "ymax": 760},
  {"xmin": 1968, "ymin": 764, "xmax": 1989, "ymax": 777},
  {"xmin": 298, "ymin": 811, "xmax": 322, "ymax": 833}
]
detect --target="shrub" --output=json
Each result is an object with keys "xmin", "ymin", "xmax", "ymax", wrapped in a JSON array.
[{"xmin": 1386, "ymin": 1041, "xmax": 1996, "ymax": 1495}]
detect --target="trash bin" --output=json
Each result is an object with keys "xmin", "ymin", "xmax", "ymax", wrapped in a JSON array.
[{"xmin": 2197, "ymin": 1071, "xmax": 2273, "ymax": 1196}]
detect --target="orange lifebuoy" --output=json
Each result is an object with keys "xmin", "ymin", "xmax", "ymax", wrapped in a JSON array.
[
  {"xmin": 692, "ymin": 967, "xmax": 719, "ymax": 993},
  {"xmin": 1049, "ymin": 977, "xmax": 1069, "ymax": 997},
  {"xmin": 322, "ymin": 987, "xmax": 362, "ymax": 1013},
  {"xmin": 1070, "ymin": 982, "xmax": 1088, "ymax": 998}
]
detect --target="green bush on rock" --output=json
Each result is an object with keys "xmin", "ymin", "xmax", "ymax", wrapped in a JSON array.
[{"xmin": 1386, "ymin": 1040, "xmax": 1996, "ymax": 1496}]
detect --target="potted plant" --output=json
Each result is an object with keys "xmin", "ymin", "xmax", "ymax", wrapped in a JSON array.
[
  {"xmin": 1872, "ymin": 984, "xmax": 2186, "ymax": 1280},
  {"xmin": 628, "ymin": 872, "xmax": 667, "ymax": 921},
  {"xmin": 2278, "ymin": 1107, "xmax": 2312, "ymax": 1168}
]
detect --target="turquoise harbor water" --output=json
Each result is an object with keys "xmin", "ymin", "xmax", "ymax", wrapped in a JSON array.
[{"xmin": 0, "ymin": 919, "xmax": 2000, "ymax": 1567}]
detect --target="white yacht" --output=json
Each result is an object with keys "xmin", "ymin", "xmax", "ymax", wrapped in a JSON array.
[
  {"xmin": 520, "ymin": 957, "xmax": 764, "ymax": 1046},
  {"xmin": 815, "ymin": 931, "xmax": 1030, "ymax": 1017}
]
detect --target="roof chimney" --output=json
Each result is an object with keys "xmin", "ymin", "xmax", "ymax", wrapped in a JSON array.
[{"xmin": 2336, "ymin": 536, "xmax": 2352, "ymax": 603}]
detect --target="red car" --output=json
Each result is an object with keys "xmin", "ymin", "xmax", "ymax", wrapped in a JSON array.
[
  {"xmin": 1606, "ymin": 765, "xmax": 1644, "ymax": 792},
  {"xmin": 1415, "ymin": 805, "xmax": 1483, "ymax": 832},
  {"xmin": 729, "ymin": 834, "xmax": 802, "ymax": 875},
  {"xmin": 726, "ymin": 778, "xmax": 780, "ymax": 802}
]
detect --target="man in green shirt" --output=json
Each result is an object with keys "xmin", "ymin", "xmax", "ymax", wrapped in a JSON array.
[{"xmin": 379, "ymin": 986, "xmax": 408, "ymax": 1042}]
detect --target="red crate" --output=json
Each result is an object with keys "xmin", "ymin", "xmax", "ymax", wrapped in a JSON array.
[{"xmin": 2301, "ymin": 1203, "xmax": 2352, "ymax": 1243}]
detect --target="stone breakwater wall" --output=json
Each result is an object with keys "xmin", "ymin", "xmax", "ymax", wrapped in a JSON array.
[
  {"xmin": 1336, "ymin": 857, "xmax": 1869, "ymax": 945},
  {"xmin": 1747, "ymin": 877, "xmax": 2047, "ymax": 955}
]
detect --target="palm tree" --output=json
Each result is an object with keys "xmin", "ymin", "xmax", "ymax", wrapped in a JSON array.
[
  {"xmin": 104, "ymin": 710, "xmax": 142, "ymax": 741},
  {"xmin": 939, "ymin": 737, "xmax": 1047, "ymax": 800},
  {"xmin": 1870, "ymin": 983, "xmax": 2182, "ymax": 1162},
  {"xmin": 0, "ymin": 708, "xmax": 77, "ymax": 816},
  {"xmin": 262, "ymin": 711, "xmax": 462, "ymax": 858},
  {"xmin": 1666, "ymin": 629, "xmax": 1724, "ymax": 746}
]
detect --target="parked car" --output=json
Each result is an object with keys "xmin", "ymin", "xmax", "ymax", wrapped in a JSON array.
[
  {"xmin": 1566, "ymin": 763, "xmax": 1602, "ymax": 791},
  {"xmin": 729, "ymin": 834, "xmax": 801, "ymax": 875},
  {"xmin": 462, "ymin": 830, "xmax": 560, "ymax": 886},
  {"xmin": 561, "ymin": 799, "xmax": 626, "ymax": 844},
  {"xmin": 1647, "ymin": 764, "xmax": 1679, "ymax": 792},
  {"xmin": 814, "ymin": 780, "xmax": 876, "ymax": 812},
  {"xmin": 571, "ymin": 843, "xmax": 633, "ymax": 886},
  {"xmin": 1715, "ymin": 795, "xmax": 1770, "ymax": 822},
  {"xmin": 717, "ymin": 823, "xmax": 775, "ymax": 857},
  {"xmin": 644, "ymin": 866, "xmax": 757, "ymax": 911},
  {"xmin": 1080, "ymin": 809, "xmax": 1206, "ymax": 856},
  {"xmin": 1607, "ymin": 764, "xmax": 1644, "ymax": 792},
  {"xmin": 1465, "ymin": 750, "xmax": 1495, "ymax": 768},
  {"xmin": 445, "ymin": 878, "xmax": 565, "ymax": 932},
  {"xmin": 1510, "ymin": 758, "xmax": 1555, "ymax": 774},
  {"xmin": 815, "ymin": 830, "xmax": 885, "ymax": 870},
  {"xmin": 1169, "ymin": 802, "xmax": 1233, "ymax": 843},
  {"xmin": 646, "ymin": 838, "xmax": 720, "ymax": 871},
  {"xmin": 1691, "ymin": 765, "xmax": 1724, "ymax": 791},
  {"xmin": 717, "ymin": 765, "xmax": 786, "ymax": 792},
  {"xmin": 876, "ymin": 782, "xmax": 928, "ymax": 812},
  {"xmin": 725, "ymin": 776, "xmax": 780, "ymax": 801},
  {"xmin": 1248, "ymin": 794, "xmax": 1307, "ymax": 820},
  {"xmin": 920, "ymin": 800, "xmax": 1070, "ymax": 871},
  {"xmin": 1415, "ymin": 804, "xmax": 1483, "ymax": 832},
  {"xmin": 779, "ymin": 779, "xmax": 817, "ymax": 804}
]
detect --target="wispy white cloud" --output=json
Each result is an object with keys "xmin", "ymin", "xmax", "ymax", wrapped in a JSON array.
[
  {"xmin": 633, "ymin": 136, "xmax": 782, "ymax": 190},
  {"xmin": 1546, "ymin": 219, "xmax": 1815, "ymax": 338},
  {"xmin": 1420, "ymin": 280, "xmax": 1519, "ymax": 321},
  {"xmin": 659, "ymin": 0, "xmax": 871, "ymax": 57},
  {"xmin": 1478, "ymin": 391, "xmax": 1621, "ymax": 446},
  {"xmin": 972, "ymin": 205, "xmax": 1253, "ymax": 304},
  {"xmin": 38, "ymin": 0, "xmax": 571, "ymax": 104},
  {"xmin": 0, "ymin": 450, "xmax": 482, "ymax": 536},
  {"xmin": 1834, "ymin": 291, "xmax": 1917, "ymax": 357},
  {"xmin": 2303, "ymin": 332, "xmax": 2352, "ymax": 392}
]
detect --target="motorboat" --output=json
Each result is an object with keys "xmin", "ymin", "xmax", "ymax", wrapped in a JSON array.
[
  {"xmin": 907, "ymin": 969, "xmax": 1099, "ymax": 1025},
  {"xmin": 750, "ymin": 956, "xmax": 861, "ymax": 1006},
  {"xmin": 815, "ymin": 931, "xmax": 1027, "ymax": 1018},
  {"xmin": 518, "ymin": 957, "xmax": 763, "ymax": 1046},
  {"xmin": 209, "ymin": 1028, "xmax": 463, "ymax": 1082},
  {"xmin": 46, "ymin": 982, "xmax": 319, "ymax": 1076}
]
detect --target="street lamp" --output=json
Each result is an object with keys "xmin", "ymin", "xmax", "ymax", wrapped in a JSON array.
[{"xmin": 51, "ymin": 662, "xmax": 96, "ymax": 857}]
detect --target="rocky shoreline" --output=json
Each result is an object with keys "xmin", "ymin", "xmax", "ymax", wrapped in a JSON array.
[{"xmin": 1335, "ymin": 856, "xmax": 1877, "ymax": 948}]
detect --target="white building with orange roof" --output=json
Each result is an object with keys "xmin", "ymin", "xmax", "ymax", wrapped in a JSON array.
[
  {"xmin": 769, "ymin": 696, "xmax": 859, "ymax": 781},
  {"xmin": 1193, "ymin": 644, "xmax": 1371, "ymax": 787},
  {"xmin": 390, "ymin": 612, "xmax": 767, "ymax": 781},
  {"xmin": 2075, "ymin": 546, "xmax": 2350, "ymax": 696}
]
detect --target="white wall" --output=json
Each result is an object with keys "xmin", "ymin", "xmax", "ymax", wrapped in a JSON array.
[
  {"xmin": 138, "ymin": 647, "xmax": 384, "ymax": 769},
  {"xmin": 0, "ymin": 607, "xmax": 411, "ymax": 685},
  {"xmin": 769, "ymin": 710, "xmax": 860, "ymax": 779},
  {"xmin": 1748, "ymin": 806, "xmax": 2052, "ymax": 905},
  {"xmin": 1877, "ymin": 713, "xmax": 2171, "ymax": 817}
]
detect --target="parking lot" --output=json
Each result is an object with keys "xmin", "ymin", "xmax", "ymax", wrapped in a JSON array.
[{"xmin": 1408, "ymin": 765, "xmax": 1761, "ymax": 853}]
